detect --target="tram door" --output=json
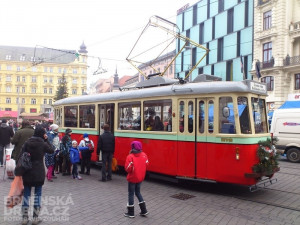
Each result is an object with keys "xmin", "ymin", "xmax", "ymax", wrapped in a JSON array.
[
  {"xmin": 98, "ymin": 103, "xmax": 115, "ymax": 161},
  {"xmin": 177, "ymin": 99, "xmax": 196, "ymax": 177}
]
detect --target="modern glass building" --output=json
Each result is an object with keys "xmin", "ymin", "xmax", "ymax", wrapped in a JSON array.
[{"xmin": 176, "ymin": 0, "xmax": 253, "ymax": 81}]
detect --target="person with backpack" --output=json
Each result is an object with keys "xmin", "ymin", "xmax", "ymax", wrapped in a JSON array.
[{"xmin": 78, "ymin": 133, "xmax": 94, "ymax": 175}]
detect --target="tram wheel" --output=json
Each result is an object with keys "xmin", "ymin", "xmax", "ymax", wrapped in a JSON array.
[{"xmin": 286, "ymin": 148, "xmax": 300, "ymax": 163}]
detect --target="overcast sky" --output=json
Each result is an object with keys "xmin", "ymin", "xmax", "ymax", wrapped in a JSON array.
[{"xmin": 0, "ymin": 0, "xmax": 198, "ymax": 86}]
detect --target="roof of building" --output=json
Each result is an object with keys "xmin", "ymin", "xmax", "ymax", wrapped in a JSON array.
[
  {"xmin": 119, "ymin": 75, "xmax": 133, "ymax": 86},
  {"xmin": 0, "ymin": 45, "xmax": 79, "ymax": 64}
]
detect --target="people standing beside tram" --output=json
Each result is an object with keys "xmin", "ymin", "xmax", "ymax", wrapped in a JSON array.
[
  {"xmin": 11, "ymin": 120, "xmax": 34, "ymax": 161},
  {"xmin": 0, "ymin": 119, "xmax": 14, "ymax": 167},
  {"xmin": 70, "ymin": 140, "xmax": 82, "ymax": 180},
  {"xmin": 97, "ymin": 124, "xmax": 115, "ymax": 182},
  {"xmin": 124, "ymin": 141, "xmax": 149, "ymax": 218},
  {"xmin": 79, "ymin": 133, "xmax": 94, "ymax": 175},
  {"xmin": 21, "ymin": 126, "xmax": 53, "ymax": 225},
  {"xmin": 61, "ymin": 128, "xmax": 72, "ymax": 176}
]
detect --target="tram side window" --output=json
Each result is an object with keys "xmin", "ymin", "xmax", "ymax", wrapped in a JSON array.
[
  {"xmin": 238, "ymin": 97, "xmax": 252, "ymax": 134},
  {"xmin": 208, "ymin": 100, "xmax": 214, "ymax": 133},
  {"xmin": 199, "ymin": 101, "xmax": 205, "ymax": 133},
  {"xmin": 251, "ymin": 97, "xmax": 268, "ymax": 133},
  {"xmin": 219, "ymin": 97, "xmax": 236, "ymax": 134},
  {"xmin": 118, "ymin": 102, "xmax": 141, "ymax": 130},
  {"xmin": 144, "ymin": 99, "xmax": 172, "ymax": 131},
  {"xmin": 79, "ymin": 105, "xmax": 95, "ymax": 128},
  {"xmin": 179, "ymin": 101, "xmax": 184, "ymax": 133},
  {"xmin": 188, "ymin": 101, "xmax": 193, "ymax": 133},
  {"xmin": 64, "ymin": 106, "xmax": 78, "ymax": 127}
]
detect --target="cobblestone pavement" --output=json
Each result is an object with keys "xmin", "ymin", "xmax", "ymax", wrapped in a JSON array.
[{"xmin": 0, "ymin": 157, "xmax": 300, "ymax": 225}]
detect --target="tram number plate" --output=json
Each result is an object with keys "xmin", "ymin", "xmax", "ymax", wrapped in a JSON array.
[{"xmin": 221, "ymin": 138, "xmax": 233, "ymax": 142}]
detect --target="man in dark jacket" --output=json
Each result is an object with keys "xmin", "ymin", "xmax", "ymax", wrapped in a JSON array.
[
  {"xmin": 0, "ymin": 119, "xmax": 14, "ymax": 166},
  {"xmin": 97, "ymin": 124, "xmax": 115, "ymax": 182},
  {"xmin": 61, "ymin": 128, "xmax": 72, "ymax": 175},
  {"xmin": 11, "ymin": 120, "xmax": 34, "ymax": 160},
  {"xmin": 21, "ymin": 126, "xmax": 53, "ymax": 225}
]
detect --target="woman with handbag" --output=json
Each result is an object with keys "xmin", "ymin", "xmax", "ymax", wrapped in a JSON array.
[{"xmin": 21, "ymin": 126, "xmax": 53, "ymax": 225}]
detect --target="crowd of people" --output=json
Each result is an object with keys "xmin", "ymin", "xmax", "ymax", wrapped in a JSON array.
[{"xmin": 1, "ymin": 119, "xmax": 150, "ymax": 224}]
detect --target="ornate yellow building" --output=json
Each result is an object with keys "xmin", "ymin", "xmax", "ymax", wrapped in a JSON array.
[{"xmin": 0, "ymin": 43, "xmax": 88, "ymax": 119}]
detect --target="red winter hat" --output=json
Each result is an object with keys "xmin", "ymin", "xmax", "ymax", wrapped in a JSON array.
[{"xmin": 131, "ymin": 141, "xmax": 142, "ymax": 151}]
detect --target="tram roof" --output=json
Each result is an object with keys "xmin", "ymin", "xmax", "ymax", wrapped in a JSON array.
[{"xmin": 53, "ymin": 80, "xmax": 267, "ymax": 106}]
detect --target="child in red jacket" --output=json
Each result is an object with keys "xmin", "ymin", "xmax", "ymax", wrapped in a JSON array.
[{"xmin": 124, "ymin": 141, "xmax": 149, "ymax": 218}]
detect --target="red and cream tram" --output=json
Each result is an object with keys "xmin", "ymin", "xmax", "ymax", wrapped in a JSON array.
[{"xmin": 53, "ymin": 75, "xmax": 277, "ymax": 188}]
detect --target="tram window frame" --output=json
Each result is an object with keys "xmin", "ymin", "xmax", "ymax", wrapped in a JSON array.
[
  {"xmin": 143, "ymin": 99, "xmax": 172, "ymax": 132},
  {"xmin": 118, "ymin": 102, "xmax": 141, "ymax": 130},
  {"xmin": 188, "ymin": 101, "xmax": 194, "ymax": 133},
  {"xmin": 199, "ymin": 100, "xmax": 205, "ymax": 133},
  {"xmin": 219, "ymin": 97, "xmax": 236, "ymax": 134},
  {"xmin": 79, "ymin": 104, "xmax": 95, "ymax": 128},
  {"xmin": 237, "ymin": 96, "xmax": 252, "ymax": 134},
  {"xmin": 55, "ymin": 108, "xmax": 62, "ymax": 126},
  {"xmin": 64, "ymin": 105, "xmax": 78, "ymax": 128},
  {"xmin": 251, "ymin": 97, "xmax": 268, "ymax": 134},
  {"xmin": 208, "ymin": 100, "xmax": 214, "ymax": 133},
  {"xmin": 179, "ymin": 101, "xmax": 184, "ymax": 133}
]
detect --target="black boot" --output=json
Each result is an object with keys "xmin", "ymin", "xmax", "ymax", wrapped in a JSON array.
[
  {"xmin": 21, "ymin": 207, "xmax": 29, "ymax": 225},
  {"xmin": 124, "ymin": 204, "xmax": 135, "ymax": 218},
  {"xmin": 32, "ymin": 207, "xmax": 42, "ymax": 225},
  {"xmin": 139, "ymin": 201, "xmax": 149, "ymax": 216}
]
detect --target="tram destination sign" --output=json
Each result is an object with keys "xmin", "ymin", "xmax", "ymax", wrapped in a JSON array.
[{"xmin": 249, "ymin": 82, "xmax": 267, "ymax": 93}]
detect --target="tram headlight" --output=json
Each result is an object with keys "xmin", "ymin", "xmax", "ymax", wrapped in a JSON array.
[{"xmin": 236, "ymin": 147, "xmax": 240, "ymax": 160}]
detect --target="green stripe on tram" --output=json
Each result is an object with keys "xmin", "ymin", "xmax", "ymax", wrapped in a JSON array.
[
  {"xmin": 58, "ymin": 129, "xmax": 98, "ymax": 135},
  {"xmin": 115, "ymin": 132, "xmax": 269, "ymax": 144}
]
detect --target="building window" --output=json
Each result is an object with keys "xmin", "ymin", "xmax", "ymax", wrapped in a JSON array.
[
  {"xmin": 31, "ymin": 98, "xmax": 36, "ymax": 104},
  {"xmin": 263, "ymin": 10, "xmax": 272, "ymax": 30},
  {"xmin": 22, "ymin": 87, "xmax": 25, "ymax": 93},
  {"xmin": 22, "ymin": 76, "xmax": 26, "ymax": 82},
  {"xmin": 72, "ymin": 78, "xmax": 77, "ymax": 84},
  {"xmin": 82, "ymin": 79, "xmax": 85, "ymax": 85},
  {"xmin": 31, "ymin": 87, "xmax": 36, "ymax": 93},
  {"xmin": 49, "ymin": 67, "xmax": 53, "ymax": 73},
  {"xmin": 218, "ymin": 0, "xmax": 224, "ymax": 13},
  {"xmin": 6, "ymin": 55, "xmax": 11, "ymax": 60},
  {"xmin": 237, "ymin": 31, "xmax": 241, "ymax": 57},
  {"xmin": 49, "ymin": 77, "xmax": 53, "ymax": 83},
  {"xmin": 261, "ymin": 76, "xmax": 274, "ymax": 91},
  {"xmin": 32, "ymin": 67, "xmax": 37, "ymax": 72},
  {"xmin": 58, "ymin": 68, "xmax": 62, "ymax": 73},
  {"xmin": 49, "ymin": 88, "xmax": 52, "ymax": 94},
  {"xmin": 263, "ymin": 42, "xmax": 272, "ymax": 62},
  {"xmin": 16, "ymin": 87, "xmax": 20, "ymax": 93},
  {"xmin": 22, "ymin": 66, "xmax": 26, "ymax": 71},
  {"xmin": 32, "ymin": 76, "xmax": 37, "ymax": 82},
  {"xmin": 212, "ymin": 17, "xmax": 215, "ymax": 39},
  {"xmin": 22, "ymin": 98, "xmax": 25, "ymax": 104},
  {"xmin": 72, "ymin": 89, "xmax": 77, "ymax": 94},
  {"xmin": 245, "ymin": 0, "xmax": 249, "ymax": 27},
  {"xmin": 44, "ymin": 67, "xmax": 48, "ymax": 72},
  {"xmin": 20, "ymin": 55, "xmax": 25, "ymax": 61},
  {"xmin": 17, "ymin": 76, "xmax": 20, "ymax": 82},
  {"xmin": 6, "ymin": 86, "xmax": 11, "ymax": 93},
  {"xmin": 44, "ymin": 99, "xmax": 47, "ymax": 104},
  {"xmin": 72, "ymin": 69, "xmax": 77, "ymax": 74},
  {"xmin": 228, "ymin": 8, "xmax": 234, "ymax": 34},
  {"xmin": 7, "ymin": 65, "xmax": 12, "ymax": 70},
  {"xmin": 217, "ymin": 38, "xmax": 224, "ymax": 62},
  {"xmin": 49, "ymin": 99, "xmax": 52, "ymax": 105},
  {"xmin": 295, "ymin": 74, "xmax": 300, "ymax": 90},
  {"xmin": 193, "ymin": 5, "xmax": 197, "ymax": 26},
  {"xmin": 6, "ymin": 98, "xmax": 11, "ymax": 103},
  {"xmin": 16, "ymin": 98, "xmax": 19, "ymax": 104},
  {"xmin": 17, "ymin": 66, "xmax": 21, "ymax": 71},
  {"xmin": 44, "ymin": 77, "xmax": 47, "ymax": 83},
  {"xmin": 6, "ymin": 75, "xmax": 12, "ymax": 81},
  {"xmin": 63, "ymin": 68, "xmax": 67, "ymax": 74},
  {"xmin": 226, "ymin": 60, "xmax": 233, "ymax": 81},
  {"xmin": 44, "ymin": 88, "xmax": 47, "ymax": 94},
  {"xmin": 30, "ymin": 108, "xmax": 37, "ymax": 113},
  {"xmin": 199, "ymin": 23, "xmax": 204, "ymax": 44},
  {"xmin": 82, "ymin": 69, "xmax": 86, "ymax": 74},
  {"xmin": 5, "ymin": 108, "xmax": 12, "ymax": 111}
]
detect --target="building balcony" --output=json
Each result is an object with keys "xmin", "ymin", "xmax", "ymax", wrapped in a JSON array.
[
  {"xmin": 289, "ymin": 21, "xmax": 300, "ymax": 39},
  {"xmin": 257, "ymin": 58, "xmax": 275, "ymax": 70},
  {"xmin": 257, "ymin": 0, "xmax": 270, "ymax": 7},
  {"xmin": 283, "ymin": 55, "xmax": 300, "ymax": 67}
]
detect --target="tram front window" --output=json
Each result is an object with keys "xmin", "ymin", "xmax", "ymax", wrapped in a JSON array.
[
  {"xmin": 238, "ymin": 97, "xmax": 251, "ymax": 134},
  {"xmin": 251, "ymin": 97, "xmax": 268, "ymax": 133}
]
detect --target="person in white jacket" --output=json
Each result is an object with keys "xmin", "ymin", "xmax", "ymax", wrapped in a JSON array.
[{"xmin": 78, "ymin": 133, "xmax": 94, "ymax": 175}]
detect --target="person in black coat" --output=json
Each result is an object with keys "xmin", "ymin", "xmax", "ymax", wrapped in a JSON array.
[
  {"xmin": 97, "ymin": 124, "xmax": 115, "ymax": 182},
  {"xmin": 0, "ymin": 119, "xmax": 14, "ymax": 166},
  {"xmin": 21, "ymin": 126, "xmax": 53, "ymax": 225}
]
